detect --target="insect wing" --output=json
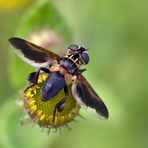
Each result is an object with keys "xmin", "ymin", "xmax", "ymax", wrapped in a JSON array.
[
  {"xmin": 72, "ymin": 74, "xmax": 109, "ymax": 119},
  {"xmin": 9, "ymin": 37, "xmax": 61, "ymax": 67}
]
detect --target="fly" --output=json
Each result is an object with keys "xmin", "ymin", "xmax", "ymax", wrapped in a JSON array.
[{"xmin": 9, "ymin": 37, "xmax": 109, "ymax": 121}]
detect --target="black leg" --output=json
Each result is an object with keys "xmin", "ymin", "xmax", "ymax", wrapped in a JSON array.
[
  {"xmin": 76, "ymin": 69, "xmax": 86, "ymax": 75},
  {"xmin": 57, "ymin": 86, "xmax": 68, "ymax": 112},
  {"xmin": 52, "ymin": 86, "xmax": 68, "ymax": 123},
  {"xmin": 79, "ymin": 68, "xmax": 86, "ymax": 73},
  {"xmin": 28, "ymin": 67, "xmax": 50, "ymax": 85}
]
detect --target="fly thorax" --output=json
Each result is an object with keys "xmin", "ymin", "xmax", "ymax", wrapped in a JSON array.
[{"xmin": 60, "ymin": 53, "xmax": 81, "ymax": 74}]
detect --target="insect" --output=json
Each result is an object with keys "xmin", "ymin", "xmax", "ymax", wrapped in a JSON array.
[{"xmin": 9, "ymin": 37, "xmax": 109, "ymax": 122}]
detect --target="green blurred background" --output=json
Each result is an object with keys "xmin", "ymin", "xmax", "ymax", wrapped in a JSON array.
[{"xmin": 0, "ymin": 0, "xmax": 148, "ymax": 148}]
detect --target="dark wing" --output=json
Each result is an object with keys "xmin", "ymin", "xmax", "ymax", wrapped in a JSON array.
[
  {"xmin": 72, "ymin": 74, "xmax": 109, "ymax": 119},
  {"xmin": 8, "ymin": 37, "xmax": 61, "ymax": 67}
]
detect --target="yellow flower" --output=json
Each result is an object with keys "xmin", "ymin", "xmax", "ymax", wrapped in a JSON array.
[
  {"xmin": 0, "ymin": 0, "xmax": 31, "ymax": 11},
  {"xmin": 23, "ymin": 73, "xmax": 80, "ymax": 128}
]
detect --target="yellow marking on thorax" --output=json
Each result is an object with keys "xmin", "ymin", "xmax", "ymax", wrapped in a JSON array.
[{"xmin": 65, "ymin": 54, "xmax": 81, "ymax": 68}]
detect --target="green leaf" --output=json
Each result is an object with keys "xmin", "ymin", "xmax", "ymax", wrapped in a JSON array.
[{"xmin": 9, "ymin": 0, "xmax": 72, "ymax": 89}]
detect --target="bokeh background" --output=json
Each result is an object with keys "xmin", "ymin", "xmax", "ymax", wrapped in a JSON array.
[{"xmin": 0, "ymin": 0, "xmax": 148, "ymax": 148}]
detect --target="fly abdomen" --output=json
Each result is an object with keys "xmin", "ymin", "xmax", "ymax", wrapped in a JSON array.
[{"xmin": 41, "ymin": 72, "xmax": 66, "ymax": 101}]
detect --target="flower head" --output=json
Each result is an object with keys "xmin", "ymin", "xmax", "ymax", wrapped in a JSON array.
[{"xmin": 23, "ymin": 73, "xmax": 80, "ymax": 128}]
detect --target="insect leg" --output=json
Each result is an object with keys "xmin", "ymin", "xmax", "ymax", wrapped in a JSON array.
[
  {"xmin": 28, "ymin": 67, "xmax": 50, "ymax": 85},
  {"xmin": 79, "ymin": 68, "xmax": 86, "ymax": 73},
  {"xmin": 57, "ymin": 86, "xmax": 68, "ymax": 112},
  {"xmin": 75, "ymin": 69, "xmax": 86, "ymax": 75},
  {"xmin": 52, "ymin": 86, "xmax": 68, "ymax": 123}
]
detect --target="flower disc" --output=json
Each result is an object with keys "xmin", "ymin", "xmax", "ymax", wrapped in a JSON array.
[{"xmin": 23, "ymin": 73, "xmax": 80, "ymax": 128}]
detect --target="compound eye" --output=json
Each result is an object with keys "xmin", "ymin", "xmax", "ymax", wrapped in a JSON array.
[
  {"xmin": 68, "ymin": 44, "xmax": 79, "ymax": 51},
  {"xmin": 81, "ymin": 51, "xmax": 89, "ymax": 64}
]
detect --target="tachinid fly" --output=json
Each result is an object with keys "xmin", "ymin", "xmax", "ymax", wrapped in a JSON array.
[{"xmin": 9, "ymin": 37, "xmax": 109, "ymax": 121}]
